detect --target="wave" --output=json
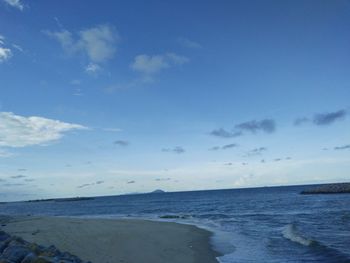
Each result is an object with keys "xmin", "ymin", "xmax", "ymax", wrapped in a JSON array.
[
  {"xmin": 282, "ymin": 224, "xmax": 315, "ymax": 246},
  {"xmin": 283, "ymin": 224, "xmax": 350, "ymax": 263}
]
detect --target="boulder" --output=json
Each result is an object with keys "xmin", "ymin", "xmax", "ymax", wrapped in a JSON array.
[
  {"xmin": 21, "ymin": 253, "xmax": 37, "ymax": 263},
  {"xmin": 2, "ymin": 245, "xmax": 31, "ymax": 262}
]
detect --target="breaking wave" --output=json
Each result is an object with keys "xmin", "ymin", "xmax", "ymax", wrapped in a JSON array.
[{"xmin": 282, "ymin": 224, "xmax": 315, "ymax": 246}]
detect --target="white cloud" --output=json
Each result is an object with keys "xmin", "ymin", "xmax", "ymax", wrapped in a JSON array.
[
  {"xmin": 12, "ymin": 44, "xmax": 23, "ymax": 52},
  {"xmin": 79, "ymin": 25, "xmax": 118, "ymax": 63},
  {"xmin": 0, "ymin": 35, "xmax": 12, "ymax": 63},
  {"xmin": 130, "ymin": 53, "xmax": 189, "ymax": 76},
  {"xmin": 0, "ymin": 112, "xmax": 87, "ymax": 148},
  {"xmin": 44, "ymin": 24, "xmax": 119, "ymax": 70},
  {"xmin": 131, "ymin": 54, "xmax": 169, "ymax": 75},
  {"xmin": 177, "ymin": 37, "xmax": 202, "ymax": 49},
  {"xmin": 2, "ymin": 0, "xmax": 24, "ymax": 10},
  {"xmin": 85, "ymin": 62, "xmax": 102, "ymax": 73},
  {"xmin": 166, "ymin": 53, "xmax": 190, "ymax": 65},
  {"xmin": 0, "ymin": 47, "xmax": 12, "ymax": 62},
  {"xmin": 44, "ymin": 29, "xmax": 75, "ymax": 53}
]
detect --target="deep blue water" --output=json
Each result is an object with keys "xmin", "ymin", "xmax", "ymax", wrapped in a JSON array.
[{"xmin": 1, "ymin": 185, "xmax": 350, "ymax": 263}]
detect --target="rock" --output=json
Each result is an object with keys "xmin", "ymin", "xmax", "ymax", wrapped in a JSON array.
[
  {"xmin": 39, "ymin": 246, "xmax": 59, "ymax": 258},
  {"xmin": 0, "ymin": 232, "xmax": 87, "ymax": 263},
  {"xmin": 21, "ymin": 252, "xmax": 37, "ymax": 263},
  {"xmin": 30, "ymin": 257, "xmax": 53, "ymax": 263},
  {"xmin": 0, "ymin": 232, "xmax": 10, "ymax": 242},
  {"xmin": 0, "ymin": 237, "xmax": 11, "ymax": 254},
  {"xmin": 2, "ymin": 245, "xmax": 31, "ymax": 262}
]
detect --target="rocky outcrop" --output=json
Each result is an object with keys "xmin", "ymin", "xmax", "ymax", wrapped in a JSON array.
[
  {"xmin": 301, "ymin": 183, "xmax": 350, "ymax": 194},
  {"xmin": 0, "ymin": 231, "xmax": 89, "ymax": 263}
]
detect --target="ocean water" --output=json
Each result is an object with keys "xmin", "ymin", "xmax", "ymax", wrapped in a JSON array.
[{"xmin": 1, "ymin": 185, "xmax": 350, "ymax": 263}]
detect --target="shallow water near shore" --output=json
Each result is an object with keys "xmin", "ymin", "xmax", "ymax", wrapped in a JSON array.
[{"xmin": 1, "ymin": 185, "xmax": 350, "ymax": 263}]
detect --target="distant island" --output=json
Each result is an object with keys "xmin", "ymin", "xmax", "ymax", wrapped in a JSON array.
[
  {"xmin": 301, "ymin": 183, "xmax": 350, "ymax": 194},
  {"xmin": 151, "ymin": 189, "xmax": 165, "ymax": 194}
]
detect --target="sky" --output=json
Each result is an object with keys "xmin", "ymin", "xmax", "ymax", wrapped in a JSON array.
[{"xmin": 0, "ymin": 0, "xmax": 349, "ymax": 201}]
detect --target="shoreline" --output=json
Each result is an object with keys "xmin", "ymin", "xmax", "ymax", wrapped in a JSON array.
[{"xmin": 0, "ymin": 215, "xmax": 220, "ymax": 263}]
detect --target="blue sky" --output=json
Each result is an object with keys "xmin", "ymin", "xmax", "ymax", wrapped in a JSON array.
[{"xmin": 0, "ymin": 0, "xmax": 349, "ymax": 201}]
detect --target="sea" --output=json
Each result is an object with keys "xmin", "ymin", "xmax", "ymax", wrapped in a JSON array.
[{"xmin": 1, "ymin": 185, "xmax": 350, "ymax": 263}]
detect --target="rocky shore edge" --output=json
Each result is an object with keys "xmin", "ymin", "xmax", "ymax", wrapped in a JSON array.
[
  {"xmin": 301, "ymin": 183, "xmax": 350, "ymax": 194},
  {"xmin": 0, "ymin": 230, "xmax": 88, "ymax": 263}
]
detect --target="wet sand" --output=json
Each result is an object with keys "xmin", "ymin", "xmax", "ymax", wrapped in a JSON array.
[{"xmin": 1, "ymin": 216, "xmax": 220, "ymax": 263}]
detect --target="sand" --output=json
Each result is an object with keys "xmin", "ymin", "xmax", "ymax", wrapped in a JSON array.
[{"xmin": 0, "ymin": 216, "xmax": 220, "ymax": 263}]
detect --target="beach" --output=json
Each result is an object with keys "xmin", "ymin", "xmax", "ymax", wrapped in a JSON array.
[{"xmin": 0, "ymin": 216, "xmax": 219, "ymax": 263}]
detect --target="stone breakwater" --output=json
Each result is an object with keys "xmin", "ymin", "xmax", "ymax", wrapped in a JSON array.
[
  {"xmin": 0, "ymin": 231, "xmax": 89, "ymax": 263},
  {"xmin": 301, "ymin": 183, "xmax": 350, "ymax": 194}
]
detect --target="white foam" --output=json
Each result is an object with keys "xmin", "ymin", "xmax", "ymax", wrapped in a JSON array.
[{"xmin": 282, "ymin": 224, "xmax": 313, "ymax": 246}]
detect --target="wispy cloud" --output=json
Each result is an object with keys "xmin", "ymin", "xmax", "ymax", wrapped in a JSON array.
[
  {"xmin": 209, "ymin": 146, "xmax": 220, "ymax": 151},
  {"xmin": 210, "ymin": 119, "xmax": 276, "ymax": 138},
  {"xmin": 2, "ymin": 183, "xmax": 24, "ymax": 187},
  {"xmin": 293, "ymin": 117, "xmax": 310, "ymax": 126},
  {"xmin": 313, "ymin": 110, "xmax": 347, "ymax": 125},
  {"xmin": 235, "ymin": 119, "xmax": 276, "ymax": 134},
  {"xmin": 44, "ymin": 24, "xmax": 119, "ymax": 71},
  {"xmin": 0, "ymin": 112, "xmax": 87, "ymax": 148},
  {"xmin": 77, "ymin": 183, "xmax": 91, "ymax": 189},
  {"xmin": 210, "ymin": 143, "xmax": 238, "ymax": 151},
  {"xmin": 2, "ymin": 0, "xmax": 24, "ymax": 10},
  {"xmin": 24, "ymin": 179, "xmax": 34, "ymax": 182},
  {"xmin": 130, "ymin": 53, "xmax": 189, "ymax": 78},
  {"xmin": 222, "ymin": 143, "xmax": 238, "ymax": 149},
  {"xmin": 0, "ymin": 35, "xmax": 12, "ymax": 63},
  {"xmin": 209, "ymin": 128, "xmax": 242, "ymax": 138},
  {"xmin": 334, "ymin": 144, "xmax": 350, "ymax": 150},
  {"xmin": 85, "ymin": 62, "xmax": 102, "ymax": 74},
  {"xmin": 295, "ymin": 109, "xmax": 347, "ymax": 127},
  {"xmin": 72, "ymin": 88, "xmax": 83, "ymax": 96},
  {"xmin": 114, "ymin": 140, "xmax": 129, "ymax": 146},
  {"xmin": 177, "ymin": 37, "xmax": 202, "ymax": 49},
  {"xmin": 77, "ymin": 180, "xmax": 104, "ymax": 188},
  {"xmin": 0, "ymin": 149, "xmax": 14, "ymax": 157},
  {"xmin": 245, "ymin": 147, "xmax": 267, "ymax": 156},
  {"xmin": 162, "ymin": 146, "xmax": 185, "ymax": 154},
  {"xmin": 155, "ymin": 178, "xmax": 171, "ymax": 181},
  {"xmin": 10, "ymin": 175, "xmax": 26, "ymax": 179},
  {"xmin": 102, "ymin": 128, "xmax": 122, "ymax": 132},
  {"xmin": 12, "ymin": 44, "xmax": 23, "ymax": 52}
]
